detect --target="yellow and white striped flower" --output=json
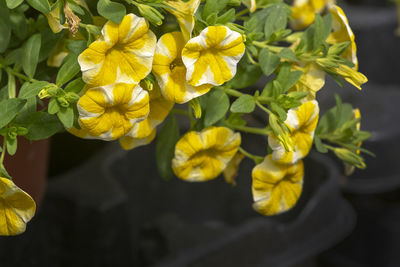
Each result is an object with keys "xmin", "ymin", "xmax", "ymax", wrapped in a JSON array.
[
  {"xmin": 0, "ymin": 177, "xmax": 36, "ymax": 236},
  {"xmin": 291, "ymin": 0, "xmax": 334, "ymax": 30},
  {"xmin": 119, "ymin": 84, "xmax": 174, "ymax": 150},
  {"xmin": 119, "ymin": 129, "xmax": 157, "ymax": 151},
  {"xmin": 327, "ymin": 5, "xmax": 358, "ymax": 70},
  {"xmin": 78, "ymin": 13, "xmax": 156, "ymax": 86},
  {"xmin": 291, "ymin": 63, "xmax": 326, "ymax": 99},
  {"xmin": 152, "ymin": 32, "xmax": 212, "ymax": 103},
  {"xmin": 165, "ymin": 0, "xmax": 200, "ymax": 41},
  {"xmin": 252, "ymin": 155, "xmax": 304, "ymax": 216},
  {"xmin": 182, "ymin": 26, "xmax": 245, "ymax": 87},
  {"xmin": 172, "ymin": 126, "xmax": 241, "ymax": 182},
  {"xmin": 76, "ymin": 83, "xmax": 150, "ymax": 141},
  {"xmin": 269, "ymin": 100, "xmax": 319, "ymax": 164}
]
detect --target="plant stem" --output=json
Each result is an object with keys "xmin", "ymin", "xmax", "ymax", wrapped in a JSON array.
[
  {"xmin": 239, "ymin": 147, "xmax": 264, "ymax": 164},
  {"xmin": 228, "ymin": 123, "xmax": 270, "ymax": 136},
  {"xmin": 256, "ymin": 101, "xmax": 272, "ymax": 115},
  {"xmin": 216, "ymin": 87, "xmax": 244, "ymax": 98},
  {"xmin": 235, "ymin": 8, "xmax": 249, "ymax": 19},
  {"xmin": 0, "ymin": 138, "xmax": 6, "ymax": 169}
]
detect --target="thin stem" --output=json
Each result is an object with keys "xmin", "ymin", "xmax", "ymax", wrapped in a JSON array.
[
  {"xmin": 4, "ymin": 67, "xmax": 36, "ymax": 83},
  {"xmin": 228, "ymin": 123, "xmax": 270, "ymax": 136},
  {"xmin": 256, "ymin": 101, "xmax": 272, "ymax": 115},
  {"xmin": 0, "ymin": 138, "xmax": 6, "ymax": 169},
  {"xmin": 239, "ymin": 147, "xmax": 264, "ymax": 164},
  {"xmin": 217, "ymin": 87, "xmax": 244, "ymax": 98},
  {"xmin": 235, "ymin": 8, "xmax": 250, "ymax": 19}
]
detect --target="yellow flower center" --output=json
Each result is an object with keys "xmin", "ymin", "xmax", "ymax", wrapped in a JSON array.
[{"xmin": 170, "ymin": 57, "xmax": 184, "ymax": 71}]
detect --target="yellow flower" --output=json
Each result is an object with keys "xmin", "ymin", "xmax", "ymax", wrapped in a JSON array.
[
  {"xmin": 243, "ymin": 0, "xmax": 257, "ymax": 13},
  {"xmin": 78, "ymin": 13, "xmax": 156, "ymax": 86},
  {"xmin": 45, "ymin": 6, "xmax": 68, "ymax": 33},
  {"xmin": 165, "ymin": 0, "xmax": 200, "ymax": 41},
  {"xmin": 172, "ymin": 126, "xmax": 241, "ymax": 181},
  {"xmin": 291, "ymin": 63, "xmax": 326, "ymax": 99},
  {"xmin": 76, "ymin": 83, "xmax": 150, "ymax": 141},
  {"xmin": 119, "ymin": 129, "xmax": 157, "ymax": 150},
  {"xmin": 328, "ymin": 64, "xmax": 367, "ymax": 90},
  {"xmin": 223, "ymin": 152, "xmax": 245, "ymax": 186},
  {"xmin": 327, "ymin": 5, "xmax": 358, "ymax": 70},
  {"xmin": 0, "ymin": 177, "xmax": 36, "ymax": 236},
  {"xmin": 269, "ymin": 100, "xmax": 319, "ymax": 164},
  {"xmin": 252, "ymin": 155, "xmax": 304, "ymax": 216},
  {"xmin": 291, "ymin": 0, "xmax": 333, "ymax": 30},
  {"xmin": 119, "ymin": 84, "xmax": 174, "ymax": 150},
  {"xmin": 152, "ymin": 32, "xmax": 212, "ymax": 103},
  {"xmin": 182, "ymin": 26, "xmax": 245, "ymax": 87}
]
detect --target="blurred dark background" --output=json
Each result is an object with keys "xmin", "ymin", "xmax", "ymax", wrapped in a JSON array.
[{"xmin": 1, "ymin": 1, "xmax": 400, "ymax": 266}]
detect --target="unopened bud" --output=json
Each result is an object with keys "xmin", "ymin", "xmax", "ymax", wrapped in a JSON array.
[
  {"xmin": 38, "ymin": 84, "xmax": 59, "ymax": 99},
  {"xmin": 57, "ymin": 97, "xmax": 70, "ymax": 108},
  {"xmin": 137, "ymin": 4, "xmax": 164, "ymax": 26},
  {"xmin": 334, "ymin": 148, "xmax": 366, "ymax": 169},
  {"xmin": 65, "ymin": 92, "xmax": 80, "ymax": 103}
]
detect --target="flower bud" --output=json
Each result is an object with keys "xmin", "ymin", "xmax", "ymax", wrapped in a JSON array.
[
  {"xmin": 137, "ymin": 4, "xmax": 164, "ymax": 26},
  {"xmin": 57, "ymin": 97, "xmax": 70, "ymax": 108},
  {"xmin": 334, "ymin": 148, "xmax": 366, "ymax": 169},
  {"xmin": 65, "ymin": 92, "xmax": 80, "ymax": 103},
  {"xmin": 38, "ymin": 84, "xmax": 59, "ymax": 99}
]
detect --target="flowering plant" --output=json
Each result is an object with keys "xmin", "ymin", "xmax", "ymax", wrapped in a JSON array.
[{"xmin": 0, "ymin": 0, "xmax": 371, "ymax": 235}]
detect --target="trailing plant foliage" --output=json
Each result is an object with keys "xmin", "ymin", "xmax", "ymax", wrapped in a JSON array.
[{"xmin": 0, "ymin": 0, "xmax": 371, "ymax": 235}]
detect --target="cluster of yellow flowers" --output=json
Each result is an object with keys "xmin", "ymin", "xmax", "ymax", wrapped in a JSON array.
[{"xmin": 0, "ymin": 0, "xmax": 370, "ymax": 236}]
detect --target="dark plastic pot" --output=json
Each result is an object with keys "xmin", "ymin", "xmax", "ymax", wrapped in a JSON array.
[
  {"xmin": 342, "ymin": 3, "xmax": 400, "ymax": 85},
  {"xmin": 107, "ymin": 140, "xmax": 356, "ymax": 267},
  {"xmin": 318, "ymin": 80, "xmax": 400, "ymax": 194}
]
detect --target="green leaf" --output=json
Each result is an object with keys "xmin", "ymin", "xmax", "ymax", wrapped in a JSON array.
[
  {"xmin": 66, "ymin": 40, "xmax": 87, "ymax": 54},
  {"xmin": 323, "ymin": 13, "xmax": 333, "ymax": 40},
  {"xmin": 313, "ymin": 14, "xmax": 325, "ymax": 51},
  {"xmin": 204, "ymin": 90, "xmax": 230, "ymax": 127},
  {"xmin": 22, "ymin": 33, "xmax": 41, "ymax": 78},
  {"xmin": 259, "ymin": 48, "xmax": 280, "ymax": 76},
  {"xmin": 226, "ymin": 60, "xmax": 262, "ymax": 89},
  {"xmin": 48, "ymin": 98, "xmax": 60, "ymax": 115},
  {"xmin": 6, "ymin": 137, "xmax": 17, "ymax": 156},
  {"xmin": 0, "ymin": 98, "xmax": 27, "ymax": 129},
  {"xmin": 202, "ymin": 0, "xmax": 229, "ymax": 19},
  {"xmin": 16, "ymin": 111, "xmax": 63, "ymax": 141},
  {"xmin": 97, "ymin": 0, "xmax": 126, "ymax": 24},
  {"xmin": 56, "ymin": 53, "xmax": 81, "ymax": 86},
  {"xmin": 156, "ymin": 115, "xmax": 180, "ymax": 181},
  {"xmin": 18, "ymin": 81, "xmax": 49, "ymax": 99},
  {"xmin": 26, "ymin": 0, "xmax": 51, "ymax": 13},
  {"xmin": 6, "ymin": 0, "xmax": 24, "ymax": 9},
  {"xmin": 231, "ymin": 95, "xmax": 255, "ymax": 113},
  {"xmin": 278, "ymin": 48, "xmax": 297, "ymax": 61},
  {"xmin": 0, "ymin": 5, "xmax": 11, "ymax": 53},
  {"xmin": 64, "ymin": 78, "xmax": 85, "ymax": 94},
  {"xmin": 270, "ymin": 102, "xmax": 286, "ymax": 121},
  {"xmin": 57, "ymin": 106, "xmax": 74, "ymax": 128},
  {"xmin": 216, "ymin": 8, "xmax": 235, "ymax": 24},
  {"xmin": 263, "ymin": 4, "xmax": 288, "ymax": 41},
  {"xmin": 314, "ymin": 136, "xmax": 328, "ymax": 153}
]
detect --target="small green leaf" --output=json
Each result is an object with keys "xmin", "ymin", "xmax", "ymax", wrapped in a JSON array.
[
  {"xmin": 278, "ymin": 48, "xmax": 297, "ymax": 61},
  {"xmin": 202, "ymin": 0, "xmax": 229, "ymax": 19},
  {"xmin": 66, "ymin": 40, "xmax": 87, "ymax": 54},
  {"xmin": 204, "ymin": 90, "xmax": 230, "ymax": 127},
  {"xmin": 16, "ymin": 111, "xmax": 63, "ymax": 141},
  {"xmin": 216, "ymin": 8, "xmax": 235, "ymax": 24},
  {"xmin": 57, "ymin": 106, "xmax": 74, "ymax": 128},
  {"xmin": 259, "ymin": 48, "xmax": 280, "ymax": 76},
  {"xmin": 156, "ymin": 115, "xmax": 180, "ymax": 180},
  {"xmin": 18, "ymin": 81, "xmax": 50, "ymax": 99},
  {"xmin": 97, "ymin": 0, "xmax": 126, "ymax": 24},
  {"xmin": 56, "ymin": 54, "xmax": 81, "ymax": 86},
  {"xmin": 26, "ymin": 0, "xmax": 51, "ymax": 14},
  {"xmin": 0, "ymin": 98, "xmax": 27, "ymax": 129},
  {"xmin": 48, "ymin": 98, "xmax": 60, "ymax": 115},
  {"xmin": 263, "ymin": 4, "xmax": 288, "ymax": 41},
  {"xmin": 314, "ymin": 136, "xmax": 328, "ymax": 153},
  {"xmin": 65, "ymin": 78, "xmax": 85, "ymax": 94},
  {"xmin": 6, "ymin": 137, "xmax": 17, "ymax": 156},
  {"xmin": 22, "ymin": 33, "xmax": 41, "ymax": 78},
  {"xmin": 313, "ymin": 14, "xmax": 325, "ymax": 51},
  {"xmin": 6, "ymin": 0, "xmax": 24, "ymax": 9},
  {"xmin": 270, "ymin": 102, "xmax": 287, "ymax": 121},
  {"xmin": 231, "ymin": 95, "xmax": 255, "ymax": 113}
]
